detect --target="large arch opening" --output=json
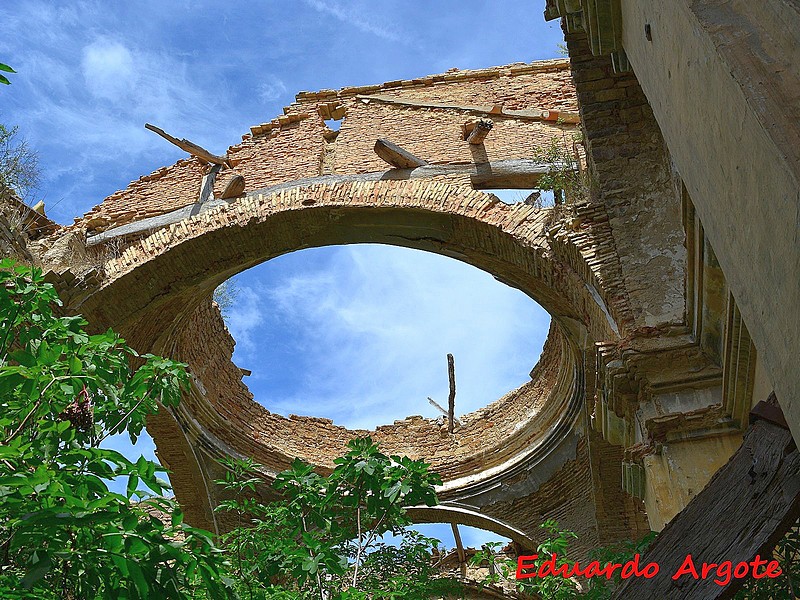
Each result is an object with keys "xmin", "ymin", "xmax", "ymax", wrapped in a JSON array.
[
  {"xmin": 219, "ymin": 244, "xmax": 551, "ymax": 430},
  {"xmin": 78, "ymin": 180, "xmax": 612, "ymax": 537}
]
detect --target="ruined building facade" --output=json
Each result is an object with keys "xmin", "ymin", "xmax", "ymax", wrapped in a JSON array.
[{"xmin": 6, "ymin": 0, "xmax": 799, "ymax": 560}]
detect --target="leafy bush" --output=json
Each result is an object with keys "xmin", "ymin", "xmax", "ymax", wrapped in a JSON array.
[
  {"xmin": 215, "ymin": 437, "xmax": 461, "ymax": 599},
  {"xmin": 0, "ymin": 259, "xmax": 231, "ymax": 599}
]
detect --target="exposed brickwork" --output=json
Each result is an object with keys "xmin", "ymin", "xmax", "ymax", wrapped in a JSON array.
[
  {"xmin": 564, "ymin": 29, "xmax": 686, "ymax": 330},
  {"xmin": 32, "ymin": 61, "xmax": 655, "ymax": 551}
]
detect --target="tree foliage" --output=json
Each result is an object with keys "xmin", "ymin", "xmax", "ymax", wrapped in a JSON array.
[
  {"xmin": 0, "ymin": 260, "xmax": 231, "ymax": 599},
  {"xmin": 471, "ymin": 520, "xmax": 656, "ymax": 599},
  {"xmin": 0, "ymin": 63, "xmax": 15, "ymax": 86},
  {"xmin": 0, "ymin": 123, "xmax": 39, "ymax": 201},
  {"xmin": 215, "ymin": 438, "xmax": 461, "ymax": 599}
]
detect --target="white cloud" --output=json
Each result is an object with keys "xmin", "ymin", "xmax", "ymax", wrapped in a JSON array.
[
  {"xmin": 258, "ymin": 76, "xmax": 288, "ymax": 102},
  {"xmin": 230, "ymin": 246, "xmax": 550, "ymax": 430},
  {"xmin": 224, "ymin": 285, "xmax": 267, "ymax": 359},
  {"xmin": 82, "ymin": 39, "xmax": 136, "ymax": 101}
]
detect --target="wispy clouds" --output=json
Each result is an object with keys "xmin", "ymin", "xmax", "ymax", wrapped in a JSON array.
[
  {"xmin": 228, "ymin": 245, "xmax": 549, "ymax": 430},
  {"xmin": 301, "ymin": 0, "xmax": 410, "ymax": 44}
]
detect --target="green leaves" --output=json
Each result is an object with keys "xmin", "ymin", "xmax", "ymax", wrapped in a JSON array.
[
  {"xmin": 215, "ymin": 437, "xmax": 452, "ymax": 598},
  {"xmin": 0, "ymin": 62, "xmax": 15, "ymax": 86},
  {"xmin": 0, "ymin": 261, "xmax": 230, "ymax": 599}
]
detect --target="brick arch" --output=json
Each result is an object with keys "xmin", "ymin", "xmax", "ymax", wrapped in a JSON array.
[{"xmin": 77, "ymin": 179, "xmax": 609, "ymax": 538}]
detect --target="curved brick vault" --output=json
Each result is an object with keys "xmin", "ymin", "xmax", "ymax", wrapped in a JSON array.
[
  {"xmin": 31, "ymin": 59, "xmax": 655, "ymax": 554},
  {"xmin": 76, "ymin": 179, "xmax": 605, "ymax": 542}
]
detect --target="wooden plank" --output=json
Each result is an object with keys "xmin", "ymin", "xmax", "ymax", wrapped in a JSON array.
[
  {"xmin": 428, "ymin": 397, "xmax": 462, "ymax": 427},
  {"xmin": 145, "ymin": 123, "xmax": 231, "ymax": 167},
  {"xmin": 451, "ymin": 523, "xmax": 467, "ymax": 578},
  {"xmin": 447, "ymin": 353, "xmax": 456, "ymax": 433},
  {"xmin": 373, "ymin": 139, "xmax": 427, "ymax": 169},
  {"xmin": 612, "ymin": 405, "xmax": 800, "ymax": 599},
  {"xmin": 197, "ymin": 164, "xmax": 221, "ymax": 205},
  {"xmin": 465, "ymin": 119, "xmax": 493, "ymax": 145},
  {"xmin": 85, "ymin": 159, "xmax": 558, "ymax": 246},
  {"xmin": 358, "ymin": 94, "xmax": 581, "ymax": 124},
  {"xmin": 220, "ymin": 174, "xmax": 246, "ymax": 200}
]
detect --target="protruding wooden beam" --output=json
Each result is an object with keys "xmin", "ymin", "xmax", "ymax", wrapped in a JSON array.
[
  {"xmin": 611, "ymin": 396, "xmax": 800, "ymax": 600},
  {"xmin": 374, "ymin": 138, "xmax": 427, "ymax": 169},
  {"xmin": 428, "ymin": 397, "xmax": 462, "ymax": 427},
  {"xmin": 464, "ymin": 119, "xmax": 494, "ymax": 144},
  {"xmin": 145, "ymin": 123, "xmax": 231, "ymax": 168},
  {"xmin": 220, "ymin": 174, "xmax": 246, "ymax": 200},
  {"xmin": 197, "ymin": 164, "xmax": 221, "ymax": 205},
  {"xmin": 447, "ymin": 353, "xmax": 456, "ymax": 434},
  {"xmin": 451, "ymin": 523, "xmax": 467, "ymax": 578}
]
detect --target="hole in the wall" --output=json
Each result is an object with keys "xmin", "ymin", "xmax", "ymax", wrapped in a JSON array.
[
  {"xmin": 325, "ymin": 117, "xmax": 343, "ymax": 131},
  {"xmin": 217, "ymin": 244, "xmax": 551, "ymax": 430},
  {"xmin": 491, "ymin": 189, "xmax": 556, "ymax": 207}
]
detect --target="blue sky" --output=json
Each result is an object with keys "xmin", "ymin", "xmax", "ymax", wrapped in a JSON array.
[{"xmin": 1, "ymin": 1, "xmax": 563, "ymax": 549}]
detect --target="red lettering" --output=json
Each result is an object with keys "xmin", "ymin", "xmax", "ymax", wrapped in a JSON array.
[
  {"xmin": 765, "ymin": 561, "xmax": 783, "ymax": 578},
  {"xmin": 672, "ymin": 554, "xmax": 700, "ymax": 581},
  {"xmin": 733, "ymin": 562, "xmax": 749, "ymax": 578},
  {"xmin": 621, "ymin": 554, "xmax": 643, "ymax": 578},
  {"xmin": 538, "ymin": 554, "xmax": 557, "ymax": 578},
  {"xmin": 516, "ymin": 555, "xmax": 538, "ymax": 580},
  {"xmin": 552, "ymin": 560, "xmax": 576, "ymax": 578},
  {"xmin": 641, "ymin": 562, "xmax": 659, "ymax": 578},
  {"xmin": 571, "ymin": 561, "xmax": 586, "ymax": 578},
  {"xmin": 601, "ymin": 562, "xmax": 623, "ymax": 579},
  {"xmin": 700, "ymin": 562, "xmax": 718, "ymax": 579},
  {"xmin": 750, "ymin": 555, "xmax": 768, "ymax": 579},
  {"xmin": 583, "ymin": 561, "xmax": 603, "ymax": 578},
  {"xmin": 714, "ymin": 562, "xmax": 732, "ymax": 586}
]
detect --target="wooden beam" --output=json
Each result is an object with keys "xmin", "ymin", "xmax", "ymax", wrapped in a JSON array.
[
  {"xmin": 358, "ymin": 94, "xmax": 581, "ymax": 124},
  {"xmin": 197, "ymin": 164, "xmax": 221, "ymax": 205},
  {"xmin": 428, "ymin": 397, "xmax": 462, "ymax": 427},
  {"xmin": 85, "ymin": 159, "xmax": 560, "ymax": 246},
  {"xmin": 451, "ymin": 523, "xmax": 467, "ymax": 578},
  {"xmin": 220, "ymin": 174, "xmax": 246, "ymax": 200},
  {"xmin": 447, "ymin": 353, "xmax": 456, "ymax": 434},
  {"xmin": 145, "ymin": 123, "xmax": 231, "ymax": 167},
  {"xmin": 465, "ymin": 119, "xmax": 494, "ymax": 145},
  {"xmin": 611, "ymin": 396, "xmax": 800, "ymax": 600},
  {"xmin": 374, "ymin": 138, "xmax": 427, "ymax": 169}
]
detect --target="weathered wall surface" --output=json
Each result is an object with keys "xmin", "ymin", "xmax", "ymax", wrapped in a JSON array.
[
  {"xmin": 564, "ymin": 29, "xmax": 686, "ymax": 330},
  {"xmin": 618, "ymin": 0, "xmax": 800, "ymax": 445},
  {"xmin": 29, "ymin": 58, "xmax": 707, "ymax": 551},
  {"xmin": 74, "ymin": 61, "xmax": 580, "ymax": 235}
]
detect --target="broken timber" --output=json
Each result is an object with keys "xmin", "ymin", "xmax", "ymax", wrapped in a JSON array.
[
  {"xmin": 611, "ymin": 397, "xmax": 800, "ymax": 600},
  {"xmin": 145, "ymin": 123, "xmax": 231, "ymax": 168},
  {"xmin": 373, "ymin": 139, "xmax": 427, "ymax": 169},
  {"xmin": 84, "ymin": 159, "xmax": 558, "ymax": 246},
  {"xmin": 451, "ymin": 523, "xmax": 467, "ymax": 578},
  {"xmin": 359, "ymin": 94, "xmax": 580, "ymax": 124},
  {"xmin": 447, "ymin": 353, "xmax": 456, "ymax": 434},
  {"xmin": 220, "ymin": 175, "xmax": 246, "ymax": 199},
  {"xmin": 428, "ymin": 397, "xmax": 462, "ymax": 427},
  {"xmin": 197, "ymin": 164, "xmax": 221, "ymax": 205},
  {"xmin": 465, "ymin": 119, "xmax": 493, "ymax": 145}
]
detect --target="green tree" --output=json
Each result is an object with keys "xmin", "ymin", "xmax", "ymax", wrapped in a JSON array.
[
  {"xmin": 215, "ymin": 438, "xmax": 461, "ymax": 599},
  {"xmin": 735, "ymin": 521, "xmax": 799, "ymax": 599},
  {"xmin": 471, "ymin": 520, "xmax": 657, "ymax": 600},
  {"xmin": 0, "ymin": 259, "xmax": 231, "ymax": 599},
  {"xmin": 0, "ymin": 123, "xmax": 39, "ymax": 201}
]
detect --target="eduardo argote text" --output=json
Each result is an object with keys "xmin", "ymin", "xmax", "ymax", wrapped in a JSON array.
[{"xmin": 516, "ymin": 552, "xmax": 782, "ymax": 587}]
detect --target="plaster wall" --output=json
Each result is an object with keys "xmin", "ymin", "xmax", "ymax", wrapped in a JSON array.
[
  {"xmin": 643, "ymin": 433, "xmax": 742, "ymax": 531},
  {"xmin": 620, "ymin": 0, "xmax": 800, "ymax": 442}
]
